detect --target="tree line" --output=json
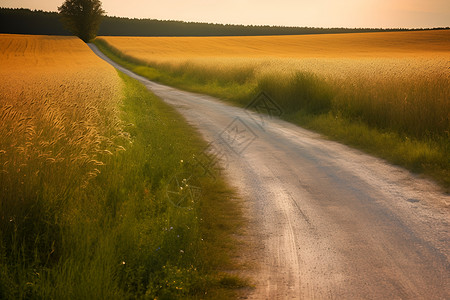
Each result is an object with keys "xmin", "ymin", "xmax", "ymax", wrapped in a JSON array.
[{"xmin": 1, "ymin": 8, "xmax": 447, "ymax": 37}]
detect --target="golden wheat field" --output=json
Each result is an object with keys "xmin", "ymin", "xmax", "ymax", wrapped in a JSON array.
[
  {"xmin": 99, "ymin": 30, "xmax": 450, "ymax": 59},
  {"xmin": 0, "ymin": 34, "xmax": 124, "ymax": 194},
  {"xmin": 99, "ymin": 30, "xmax": 449, "ymax": 139},
  {"xmin": 99, "ymin": 30, "xmax": 450, "ymax": 79}
]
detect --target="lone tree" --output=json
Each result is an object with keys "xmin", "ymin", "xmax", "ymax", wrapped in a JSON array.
[{"xmin": 58, "ymin": 0, "xmax": 105, "ymax": 42}]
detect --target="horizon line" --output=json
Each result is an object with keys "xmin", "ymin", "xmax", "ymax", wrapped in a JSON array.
[{"xmin": 2, "ymin": 7, "xmax": 449, "ymax": 30}]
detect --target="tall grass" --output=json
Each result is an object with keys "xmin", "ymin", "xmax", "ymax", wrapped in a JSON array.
[
  {"xmin": 1, "ymin": 72, "xmax": 245, "ymax": 299},
  {"xmin": 1, "ymin": 35, "xmax": 245, "ymax": 299},
  {"xmin": 94, "ymin": 35, "xmax": 450, "ymax": 189}
]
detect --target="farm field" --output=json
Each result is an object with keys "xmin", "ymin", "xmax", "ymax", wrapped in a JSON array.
[
  {"xmin": 0, "ymin": 34, "xmax": 123, "ymax": 188},
  {"xmin": 95, "ymin": 30, "xmax": 450, "ymax": 188},
  {"xmin": 96, "ymin": 30, "xmax": 450, "ymax": 59},
  {"xmin": 0, "ymin": 34, "xmax": 244, "ymax": 299}
]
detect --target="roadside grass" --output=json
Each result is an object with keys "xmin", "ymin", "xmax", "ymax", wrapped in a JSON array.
[
  {"xmin": 94, "ymin": 38, "xmax": 450, "ymax": 191},
  {"xmin": 94, "ymin": 39, "xmax": 254, "ymax": 104},
  {"xmin": 0, "ymin": 71, "xmax": 246, "ymax": 299},
  {"xmin": 286, "ymin": 112, "xmax": 449, "ymax": 188}
]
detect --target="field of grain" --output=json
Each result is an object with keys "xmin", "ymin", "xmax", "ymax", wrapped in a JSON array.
[
  {"xmin": 0, "ymin": 34, "xmax": 125, "ymax": 232},
  {"xmin": 0, "ymin": 34, "xmax": 243, "ymax": 299},
  {"xmin": 0, "ymin": 34, "xmax": 124, "ymax": 188},
  {"xmin": 99, "ymin": 30, "xmax": 450, "ymax": 59},
  {"xmin": 98, "ymin": 30, "xmax": 450, "ymax": 139},
  {"xmin": 95, "ymin": 30, "xmax": 449, "ymax": 187},
  {"xmin": 0, "ymin": 34, "xmax": 126, "ymax": 297}
]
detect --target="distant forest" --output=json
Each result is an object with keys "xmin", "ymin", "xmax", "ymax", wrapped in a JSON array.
[{"xmin": 1, "ymin": 8, "xmax": 447, "ymax": 37}]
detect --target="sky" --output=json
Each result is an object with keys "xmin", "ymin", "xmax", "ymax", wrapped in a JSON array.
[{"xmin": 1, "ymin": 0, "xmax": 449, "ymax": 28}]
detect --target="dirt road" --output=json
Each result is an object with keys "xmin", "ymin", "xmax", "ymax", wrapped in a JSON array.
[{"xmin": 89, "ymin": 44, "xmax": 449, "ymax": 299}]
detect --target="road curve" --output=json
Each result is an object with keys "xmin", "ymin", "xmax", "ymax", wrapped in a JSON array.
[{"xmin": 89, "ymin": 44, "xmax": 449, "ymax": 299}]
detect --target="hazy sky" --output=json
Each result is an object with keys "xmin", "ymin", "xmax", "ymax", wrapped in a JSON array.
[{"xmin": 1, "ymin": 0, "xmax": 449, "ymax": 28}]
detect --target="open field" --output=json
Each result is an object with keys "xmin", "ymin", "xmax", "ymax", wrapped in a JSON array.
[
  {"xmin": 95, "ymin": 30, "xmax": 450, "ymax": 187},
  {"xmin": 0, "ymin": 34, "xmax": 244, "ymax": 299},
  {"xmin": 98, "ymin": 30, "xmax": 450, "ymax": 59},
  {"xmin": 0, "ymin": 34, "xmax": 123, "ymax": 195}
]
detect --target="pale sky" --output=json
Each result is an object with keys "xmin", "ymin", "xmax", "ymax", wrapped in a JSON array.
[{"xmin": 1, "ymin": 0, "xmax": 449, "ymax": 28}]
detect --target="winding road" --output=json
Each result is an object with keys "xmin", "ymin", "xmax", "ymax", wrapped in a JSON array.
[{"xmin": 89, "ymin": 44, "xmax": 449, "ymax": 299}]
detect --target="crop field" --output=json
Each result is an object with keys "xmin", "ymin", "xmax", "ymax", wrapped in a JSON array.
[
  {"xmin": 0, "ymin": 34, "xmax": 123, "ymax": 196},
  {"xmin": 0, "ymin": 34, "xmax": 243, "ymax": 299},
  {"xmin": 97, "ymin": 30, "xmax": 450, "ymax": 136},
  {"xmin": 98, "ymin": 30, "xmax": 449, "ymax": 59},
  {"xmin": 96, "ymin": 30, "xmax": 450, "ymax": 187},
  {"xmin": 0, "ymin": 34, "xmax": 125, "ymax": 298}
]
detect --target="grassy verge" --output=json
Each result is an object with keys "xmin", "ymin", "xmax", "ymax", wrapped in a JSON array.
[
  {"xmin": 93, "ymin": 39, "xmax": 254, "ymax": 104},
  {"xmin": 94, "ymin": 38, "xmax": 449, "ymax": 191},
  {"xmin": 0, "ymin": 72, "xmax": 246, "ymax": 299}
]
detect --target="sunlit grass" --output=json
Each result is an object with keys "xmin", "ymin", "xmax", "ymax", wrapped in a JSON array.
[
  {"xmin": 0, "ymin": 34, "xmax": 246, "ymax": 299},
  {"xmin": 1, "ymin": 36, "xmax": 125, "ymax": 294},
  {"xmin": 95, "ymin": 31, "xmax": 450, "ymax": 189}
]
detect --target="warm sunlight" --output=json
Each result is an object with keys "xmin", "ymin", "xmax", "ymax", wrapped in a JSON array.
[
  {"xmin": 1, "ymin": 0, "xmax": 449, "ymax": 28},
  {"xmin": 1, "ymin": 0, "xmax": 449, "ymax": 299}
]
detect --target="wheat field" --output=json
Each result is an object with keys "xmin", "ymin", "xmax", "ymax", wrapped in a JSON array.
[
  {"xmin": 99, "ymin": 30, "xmax": 450, "ymax": 60},
  {"xmin": 0, "ymin": 34, "xmax": 124, "ymax": 195},
  {"xmin": 98, "ymin": 30, "xmax": 450, "ymax": 139},
  {"xmin": 0, "ymin": 34, "xmax": 126, "ymax": 273},
  {"xmin": 98, "ymin": 30, "xmax": 450, "ymax": 84}
]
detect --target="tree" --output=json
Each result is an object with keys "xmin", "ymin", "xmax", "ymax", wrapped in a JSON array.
[{"xmin": 58, "ymin": 0, "xmax": 105, "ymax": 42}]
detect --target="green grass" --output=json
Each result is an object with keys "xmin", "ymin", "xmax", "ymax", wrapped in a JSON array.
[
  {"xmin": 94, "ymin": 38, "xmax": 450, "ymax": 191},
  {"xmin": 0, "ymin": 72, "xmax": 247, "ymax": 299},
  {"xmin": 94, "ymin": 39, "xmax": 254, "ymax": 104}
]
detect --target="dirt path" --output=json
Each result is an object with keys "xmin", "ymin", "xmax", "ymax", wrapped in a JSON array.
[{"xmin": 89, "ymin": 44, "xmax": 449, "ymax": 299}]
